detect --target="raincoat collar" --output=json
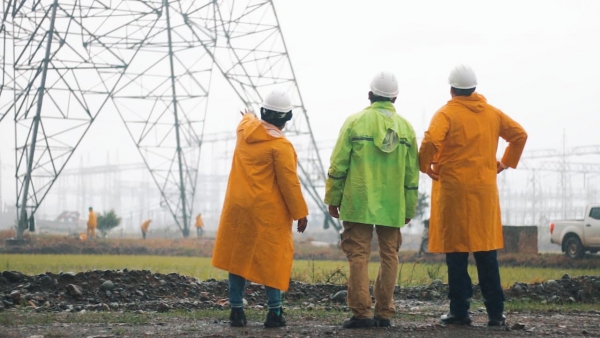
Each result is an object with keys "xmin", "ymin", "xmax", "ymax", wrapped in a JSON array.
[
  {"xmin": 449, "ymin": 93, "xmax": 487, "ymax": 113},
  {"xmin": 240, "ymin": 115, "xmax": 284, "ymax": 144},
  {"xmin": 369, "ymin": 101, "xmax": 396, "ymax": 117}
]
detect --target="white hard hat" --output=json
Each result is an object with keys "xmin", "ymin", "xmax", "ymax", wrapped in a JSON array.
[
  {"xmin": 262, "ymin": 89, "xmax": 292, "ymax": 113},
  {"xmin": 370, "ymin": 71, "xmax": 399, "ymax": 98},
  {"xmin": 448, "ymin": 64, "xmax": 477, "ymax": 89}
]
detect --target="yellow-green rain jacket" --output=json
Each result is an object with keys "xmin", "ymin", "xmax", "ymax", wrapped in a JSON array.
[{"xmin": 324, "ymin": 101, "xmax": 419, "ymax": 227}]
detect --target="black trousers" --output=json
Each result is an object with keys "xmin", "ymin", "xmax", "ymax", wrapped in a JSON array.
[{"xmin": 446, "ymin": 250, "xmax": 505, "ymax": 318}]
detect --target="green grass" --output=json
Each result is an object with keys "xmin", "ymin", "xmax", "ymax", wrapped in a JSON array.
[{"xmin": 1, "ymin": 254, "xmax": 597, "ymax": 288}]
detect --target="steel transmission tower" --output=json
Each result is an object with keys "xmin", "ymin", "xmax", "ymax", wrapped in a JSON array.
[
  {"xmin": 1, "ymin": 0, "xmax": 338, "ymax": 239},
  {"xmin": 1, "ymin": 0, "xmax": 137, "ymax": 239},
  {"xmin": 205, "ymin": 1, "xmax": 338, "ymax": 231}
]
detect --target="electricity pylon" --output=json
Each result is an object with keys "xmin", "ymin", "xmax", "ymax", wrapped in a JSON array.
[{"xmin": 1, "ymin": 0, "xmax": 338, "ymax": 240}]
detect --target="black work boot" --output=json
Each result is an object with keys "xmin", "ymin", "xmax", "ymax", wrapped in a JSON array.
[
  {"xmin": 343, "ymin": 316, "xmax": 375, "ymax": 329},
  {"xmin": 229, "ymin": 307, "xmax": 247, "ymax": 327},
  {"xmin": 264, "ymin": 307, "xmax": 286, "ymax": 328},
  {"xmin": 373, "ymin": 316, "xmax": 391, "ymax": 328},
  {"xmin": 440, "ymin": 313, "xmax": 472, "ymax": 325},
  {"xmin": 488, "ymin": 314, "xmax": 506, "ymax": 326}
]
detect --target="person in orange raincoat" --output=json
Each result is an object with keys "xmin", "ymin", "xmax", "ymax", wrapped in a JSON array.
[
  {"xmin": 419, "ymin": 65, "xmax": 527, "ymax": 327},
  {"xmin": 212, "ymin": 89, "xmax": 309, "ymax": 329},
  {"xmin": 140, "ymin": 219, "xmax": 151, "ymax": 239},
  {"xmin": 86, "ymin": 207, "xmax": 97, "ymax": 239},
  {"xmin": 195, "ymin": 213, "xmax": 204, "ymax": 237}
]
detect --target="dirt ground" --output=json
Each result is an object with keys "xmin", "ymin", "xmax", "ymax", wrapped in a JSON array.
[
  {"xmin": 2, "ymin": 270, "xmax": 600, "ymax": 337},
  {"xmin": 2, "ymin": 306, "xmax": 600, "ymax": 337}
]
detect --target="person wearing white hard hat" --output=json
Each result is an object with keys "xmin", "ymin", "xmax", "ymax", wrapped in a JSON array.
[
  {"xmin": 212, "ymin": 89, "xmax": 309, "ymax": 329},
  {"xmin": 325, "ymin": 71, "xmax": 419, "ymax": 329},
  {"xmin": 419, "ymin": 65, "xmax": 527, "ymax": 326}
]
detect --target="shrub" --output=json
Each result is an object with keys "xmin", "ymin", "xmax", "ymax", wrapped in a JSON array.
[{"xmin": 97, "ymin": 210, "xmax": 122, "ymax": 238}]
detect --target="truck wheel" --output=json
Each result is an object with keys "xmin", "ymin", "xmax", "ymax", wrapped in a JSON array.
[{"xmin": 564, "ymin": 236, "xmax": 585, "ymax": 259}]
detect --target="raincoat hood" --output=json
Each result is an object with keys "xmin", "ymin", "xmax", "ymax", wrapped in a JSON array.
[
  {"xmin": 449, "ymin": 93, "xmax": 487, "ymax": 113},
  {"xmin": 369, "ymin": 101, "xmax": 402, "ymax": 153},
  {"xmin": 240, "ymin": 115, "xmax": 284, "ymax": 144}
]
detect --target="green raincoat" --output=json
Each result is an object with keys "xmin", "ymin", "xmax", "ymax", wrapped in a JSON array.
[{"xmin": 324, "ymin": 101, "xmax": 419, "ymax": 227}]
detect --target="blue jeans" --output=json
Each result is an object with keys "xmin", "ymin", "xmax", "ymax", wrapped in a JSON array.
[
  {"xmin": 446, "ymin": 250, "xmax": 505, "ymax": 318},
  {"xmin": 228, "ymin": 273, "xmax": 282, "ymax": 310}
]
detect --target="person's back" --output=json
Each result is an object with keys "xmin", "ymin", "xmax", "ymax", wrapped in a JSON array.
[
  {"xmin": 140, "ymin": 219, "xmax": 151, "ymax": 239},
  {"xmin": 419, "ymin": 64, "xmax": 527, "ymax": 327},
  {"xmin": 430, "ymin": 94, "xmax": 519, "ymax": 186},
  {"xmin": 212, "ymin": 89, "xmax": 308, "ymax": 329},
  {"xmin": 326, "ymin": 101, "xmax": 418, "ymax": 227},
  {"xmin": 325, "ymin": 71, "xmax": 419, "ymax": 329},
  {"xmin": 141, "ymin": 220, "xmax": 151, "ymax": 232},
  {"xmin": 421, "ymin": 90, "xmax": 527, "ymax": 253},
  {"xmin": 220, "ymin": 115, "xmax": 305, "ymax": 230},
  {"xmin": 195, "ymin": 214, "xmax": 204, "ymax": 228},
  {"xmin": 195, "ymin": 214, "xmax": 204, "ymax": 237},
  {"xmin": 86, "ymin": 207, "xmax": 97, "ymax": 238}
]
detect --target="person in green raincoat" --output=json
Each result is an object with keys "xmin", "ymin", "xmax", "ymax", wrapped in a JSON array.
[{"xmin": 325, "ymin": 71, "xmax": 419, "ymax": 329}]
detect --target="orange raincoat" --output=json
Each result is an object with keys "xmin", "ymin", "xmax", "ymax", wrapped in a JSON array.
[
  {"xmin": 141, "ymin": 219, "xmax": 151, "ymax": 232},
  {"xmin": 212, "ymin": 114, "xmax": 308, "ymax": 291},
  {"xmin": 419, "ymin": 93, "xmax": 527, "ymax": 253},
  {"xmin": 195, "ymin": 214, "xmax": 204, "ymax": 229}
]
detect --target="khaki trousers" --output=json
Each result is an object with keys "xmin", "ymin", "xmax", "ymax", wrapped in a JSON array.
[{"xmin": 341, "ymin": 221, "xmax": 402, "ymax": 319}]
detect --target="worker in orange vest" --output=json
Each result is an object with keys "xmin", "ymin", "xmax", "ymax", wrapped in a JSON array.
[
  {"xmin": 86, "ymin": 207, "xmax": 97, "ymax": 239},
  {"xmin": 140, "ymin": 219, "xmax": 152, "ymax": 239},
  {"xmin": 195, "ymin": 213, "xmax": 204, "ymax": 237}
]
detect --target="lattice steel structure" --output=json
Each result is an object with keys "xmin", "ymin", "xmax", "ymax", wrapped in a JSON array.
[{"xmin": 1, "ymin": 0, "xmax": 338, "ymax": 239}]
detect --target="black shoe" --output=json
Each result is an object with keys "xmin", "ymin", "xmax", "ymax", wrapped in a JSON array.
[
  {"xmin": 488, "ymin": 314, "xmax": 506, "ymax": 326},
  {"xmin": 440, "ymin": 313, "xmax": 472, "ymax": 325},
  {"xmin": 229, "ymin": 307, "xmax": 247, "ymax": 327},
  {"xmin": 264, "ymin": 307, "xmax": 286, "ymax": 328},
  {"xmin": 373, "ymin": 316, "xmax": 391, "ymax": 328},
  {"xmin": 343, "ymin": 316, "xmax": 375, "ymax": 329}
]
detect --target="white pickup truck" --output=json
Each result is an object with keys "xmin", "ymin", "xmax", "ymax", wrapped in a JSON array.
[{"xmin": 550, "ymin": 204, "xmax": 600, "ymax": 259}]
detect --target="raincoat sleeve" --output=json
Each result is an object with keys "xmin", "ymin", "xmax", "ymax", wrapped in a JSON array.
[
  {"xmin": 498, "ymin": 111, "xmax": 528, "ymax": 168},
  {"xmin": 404, "ymin": 133, "xmax": 419, "ymax": 219},
  {"xmin": 274, "ymin": 142, "xmax": 309, "ymax": 220},
  {"xmin": 324, "ymin": 118, "xmax": 353, "ymax": 207},
  {"xmin": 419, "ymin": 111, "xmax": 450, "ymax": 173}
]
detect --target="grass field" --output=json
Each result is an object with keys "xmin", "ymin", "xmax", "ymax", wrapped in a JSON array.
[{"xmin": 2, "ymin": 254, "xmax": 596, "ymax": 288}]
